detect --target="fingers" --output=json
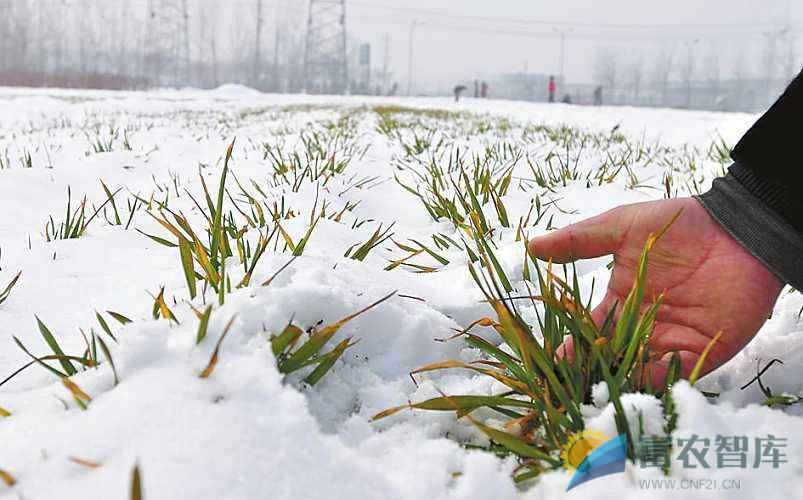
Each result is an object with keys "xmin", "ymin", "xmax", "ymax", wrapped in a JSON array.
[
  {"xmin": 555, "ymin": 315, "xmax": 724, "ymax": 391},
  {"xmin": 645, "ymin": 351, "xmax": 702, "ymax": 390},
  {"xmin": 558, "ymin": 343, "xmax": 708, "ymax": 391},
  {"xmin": 556, "ymin": 335, "xmax": 574, "ymax": 360},
  {"xmin": 645, "ymin": 324, "xmax": 727, "ymax": 389},
  {"xmin": 527, "ymin": 206, "xmax": 631, "ymax": 263},
  {"xmin": 648, "ymin": 323, "xmax": 718, "ymax": 359}
]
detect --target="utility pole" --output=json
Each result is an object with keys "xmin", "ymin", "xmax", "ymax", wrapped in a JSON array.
[
  {"xmin": 553, "ymin": 27, "xmax": 573, "ymax": 81},
  {"xmin": 274, "ymin": 17, "xmax": 281, "ymax": 91},
  {"xmin": 407, "ymin": 19, "xmax": 422, "ymax": 96},
  {"xmin": 254, "ymin": 0, "xmax": 264, "ymax": 88},
  {"xmin": 304, "ymin": 0, "xmax": 348, "ymax": 94},
  {"xmin": 381, "ymin": 33, "xmax": 390, "ymax": 94},
  {"xmin": 273, "ymin": 0, "xmax": 281, "ymax": 92},
  {"xmin": 180, "ymin": 0, "xmax": 190, "ymax": 85}
]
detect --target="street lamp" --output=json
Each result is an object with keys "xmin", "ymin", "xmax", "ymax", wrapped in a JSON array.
[
  {"xmin": 407, "ymin": 19, "xmax": 424, "ymax": 96},
  {"xmin": 553, "ymin": 27, "xmax": 573, "ymax": 80}
]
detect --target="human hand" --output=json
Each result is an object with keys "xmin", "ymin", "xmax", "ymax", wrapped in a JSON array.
[{"xmin": 527, "ymin": 197, "xmax": 783, "ymax": 387}]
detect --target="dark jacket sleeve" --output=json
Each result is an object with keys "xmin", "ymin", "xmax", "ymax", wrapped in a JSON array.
[{"xmin": 696, "ymin": 70, "xmax": 803, "ymax": 291}]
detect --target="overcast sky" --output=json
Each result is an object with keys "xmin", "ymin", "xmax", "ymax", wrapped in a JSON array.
[{"xmin": 342, "ymin": 0, "xmax": 798, "ymax": 87}]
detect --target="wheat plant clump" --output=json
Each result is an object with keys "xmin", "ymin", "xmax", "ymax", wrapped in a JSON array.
[{"xmin": 374, "ymin": 183, "xmax": 710, "ymax": 483}]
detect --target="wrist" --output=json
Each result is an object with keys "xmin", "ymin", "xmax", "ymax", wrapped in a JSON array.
[{"xmin": 695, "ymin": 170, "xmax": 803, "ymax": 291}]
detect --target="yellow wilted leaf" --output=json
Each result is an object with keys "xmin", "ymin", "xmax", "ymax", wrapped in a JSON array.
[
  {"xmin": 131, "ymin": 463, "xmax": 143, "ymax": 500},
  {"xmin": 146, "ymin": 211, "xmax": 183, "ymax": 240},
  {"xmin": 0, "ymin": 406, "xmax": 10, "ymax": 417},
  {"xmin": 199, "ymin": 316, "xmax": 237, "ymax": 379},
  {"xmin": 199, "ymin": 355, "xmax": 218, "ymax": 379},
  {"xmin": 689, "ymin": 330, "xmax": 723, "ymax": 386},
  {"xmin": 411, "ymin": 360, "xmax": 470, "ymax": 374},
  {"xmin": 371, "ymin": 404, "xmax": 409, "ymax": 421},
  {"xmin": 171, "ymin": 212, "xmax": 200, "ymax": 241},
  {"xmin": 650, "ymin": 208, "xmax": 684, "ymax": 248},
  {"xmin": 69, "ymin": 456, "xmax": 102, "ymax": 469},
  {"xmin": 401, "ymin": 262, "xmax": 438, "ymax": 273},
  {"xmin": 411, "ymin": 360, "xmax": 532, "ymax": 395},
  {"xmin": 192, "ymin": 234, "xmax": 220, "ymax": 285},
  {"xmin": 437, "ymin": 317, "xmax": 497, "ymax": 342},
  {"xmin": 0, "ymin": 469, "xmax": 15, "ymax": 487},
  {"xmin": 469, "ymin": 211, "xmax": 483, "ymax": 234},
  {"xmin": 189, "ymin": 304, "xmax": 205, "ymax": 321},
  {"xmin": 154, "ymin": 287, "xmax": 179, "ymax": 324},
  {"xmin": 490, "ymin": 300, "xmax": 536, "ymax": 373},
  {"xmin": 275, "ymin": 222, "xmax": 296, "ymax": 252},
  {"xmin": 477, "ymin": 317, "xmax": 495, "ymax": 327},
  {"xmin": 252, "ymin": 199, "xmax": 265, "ymax": 224},
  {"xmin": 62, "ymin": 377, "xmax": 92, "ymax": 404}
]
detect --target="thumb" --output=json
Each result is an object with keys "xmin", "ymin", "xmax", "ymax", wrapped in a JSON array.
[{"xmin": 528, "ymin": 206, "xmax": 631, "ymax": 263}]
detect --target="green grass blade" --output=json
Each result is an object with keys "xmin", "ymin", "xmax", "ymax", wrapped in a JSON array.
[
  {"xmin": 35, "ymin": 316, "xmax": 76, "ymax": 375},
  {"xmin": 303, "ymin": 338, "xmax": 355, "ymax": 385}
]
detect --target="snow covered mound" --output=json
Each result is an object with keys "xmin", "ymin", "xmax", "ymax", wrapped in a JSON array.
[
  {"xmin": 0, "ymin": 89, "xmax": 800, "ymax": 500},
  {"xmin": 209, "ymin": 83, "xmax": 264, "ymax": 97}
]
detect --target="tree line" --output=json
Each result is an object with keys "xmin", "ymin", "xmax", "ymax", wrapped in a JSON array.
[{"xmin": 0, "ymin": 0, "xmax": 316, "ymax": 92}]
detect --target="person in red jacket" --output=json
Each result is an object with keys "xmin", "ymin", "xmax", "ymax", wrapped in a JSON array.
[{"xmin": 548, "ymin": 75, "xmax": 557, "ymax": 103}]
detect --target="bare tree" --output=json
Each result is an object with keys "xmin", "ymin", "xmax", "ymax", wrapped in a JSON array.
[
  {"xmin": 762, "ymin": 31, "xmax": 780, "ymax": 104},
  {"xmin": 703, "ymin": 42, "xmax": 721, "ymax": 109},
  {"xmin": 0, "ymin": 0, "xmax": 360, "ymax": 94},
  {"xmin": 593, "ymin": 47, "xmax": 619, "ymax": 100},
  {"xmin": 652, "ymin": 44, "xmax": 676, "ymax": 106},
  {"xmin": 730, "ymin": 43, "xmax": 749, "ymax": 111},
  {"xmin": 678, "ymin": 39, "xmax": 699, "ymax": 109},
  {"xmin": 625, "ymin": 50, "xmax": 644, "ymax": 104},
  {"xmin": 0, "ymin": 2, "xmax": 12, "ymax": 72},
  {"xmin": 117, "ymin": 1, "xmax": 131, "ymax": 80},
  {"xmin": 197, "ymin": 0, "xmax": 221, "ymax": 87}
]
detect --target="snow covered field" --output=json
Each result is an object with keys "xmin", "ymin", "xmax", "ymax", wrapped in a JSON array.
[{"xmin": 0, "ymin": 87, "xmax": 801, "ymax": 500}]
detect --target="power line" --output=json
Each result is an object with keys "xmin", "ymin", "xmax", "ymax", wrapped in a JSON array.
[
  {"xmin": 344, "ymin": 11, "xmax": 792, "ymax": 42},
  {"xmin": 348, "ymin": 0, "xmax": 786, "ymax": 31}
]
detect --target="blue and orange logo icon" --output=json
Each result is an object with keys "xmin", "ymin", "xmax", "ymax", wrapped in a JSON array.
[{"xmin": 561, "ymin": 430, "xmax": 627, "ymax": 491}]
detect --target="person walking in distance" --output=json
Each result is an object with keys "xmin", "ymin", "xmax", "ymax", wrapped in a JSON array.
[
  {"xmin": 453, "ymin": 84, "xmax": 467, "ymax": 102},
  {"xmin": 593, "ymin": 85, "xmax": 603, "ymax": 106},
  {"xmin": 548, "ymin": 76, "xmax": 557, "ymax": 103}
]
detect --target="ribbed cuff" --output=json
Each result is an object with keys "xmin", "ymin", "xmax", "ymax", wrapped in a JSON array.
[
  {"xmin": 729, "ymin": 161, "xmax": 803, "ymax": 234},
  {"xmin": 695, "ymin": 170, "xmax": 803, "ymax": 291}
]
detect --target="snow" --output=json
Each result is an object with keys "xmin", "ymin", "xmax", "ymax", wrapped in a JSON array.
[
  {"xmin": 209, "ymin": 84, "xmax": 264, "ymax": 97},
  {"xmin": 0, "ymin": 86, "xmax": 800, "ymax": 499}
]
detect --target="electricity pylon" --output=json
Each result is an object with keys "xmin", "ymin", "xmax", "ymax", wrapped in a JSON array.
[{"xmin": 304, "ymin": 0, "xmax": 348, "ymax": 94}]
